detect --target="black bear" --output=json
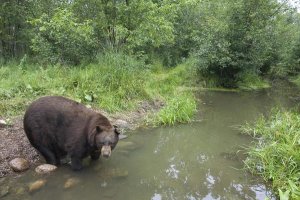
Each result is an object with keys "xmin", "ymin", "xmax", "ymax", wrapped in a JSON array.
[{"xmin": 23, "ymin": 96, "xmax": 119, "ymax": 170}]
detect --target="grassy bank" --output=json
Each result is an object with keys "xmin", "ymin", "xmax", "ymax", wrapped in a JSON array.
[
  {"xmin": 241, "ymin": 110, "xmax": 300, "ymax": 200},
  {"xmin": 237, "ymin": 72, "xmax": 270, "ymax": 90},
  {"xmin": 0, "ymin": 53, "xmax": 197, "ymax": 125}
]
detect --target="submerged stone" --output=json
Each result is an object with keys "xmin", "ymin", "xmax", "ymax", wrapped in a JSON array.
[
  {"xmin": 64, "ymin": 178, "xmax": 80, "ymax": 189},
  {"xmin": 28, "ymin": 179, "xmax": 46, "ymax": 193},
  {"xmin": 35, "ymin": 164, "xmax": 57, "ymax": 174},
  {"xmin": 15, "ymin": 187, "xmax": 26, "ymax": 195},
  {"xmin": 117, "ymin": 141, "xmax": 138, "ymax": 150},
  {"xmin": 9, "ymin": 158, "xmax": 30, "ymax": 172},
  {"xmin": 98, "ymin": 168, "xmax": 129, "ymax": 179}
]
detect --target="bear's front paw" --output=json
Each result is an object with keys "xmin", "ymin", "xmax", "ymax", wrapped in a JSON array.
[
  {"xmin": 90, "ymin": 151, "xmax": 100, "ymax": 160},
  {"xmin": 71, "ymin": 157, "xmax": 83, "ymax": 171}
]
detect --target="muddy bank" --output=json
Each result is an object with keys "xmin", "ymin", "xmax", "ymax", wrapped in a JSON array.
[{"xmin": 0, "ymin": 100, "xmax": 163, "ymax": 177}]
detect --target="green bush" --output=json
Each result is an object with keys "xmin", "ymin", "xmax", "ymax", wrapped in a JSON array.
[{"xmin": 30, "ymin": 8, "xmax": 96, "ymax": 65}]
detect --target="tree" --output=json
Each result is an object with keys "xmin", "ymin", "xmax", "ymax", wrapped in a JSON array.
[{"xmin": 30, "ymin": 8, "xmax": 96, "ymax": 64}]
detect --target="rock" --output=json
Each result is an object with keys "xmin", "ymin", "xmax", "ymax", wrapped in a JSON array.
[
  {"xmin": 119, "ymin": 134, "xmax": 128, "ymax": 140},
  {"xmin": 0, "ymin": 186, "xmax": 9, "ymax": 198},
  {"xmin": 28, "ymin": 179, "xmax": 46, "ymax": 193},
  {"xmin": 9, "ymin": 158, "xmax": 30, "ymax": 172},
  {"xmin": 15, "ymin": 187, "xmax": 25, "ymax": 195},
  {"xmin": 35, "ymin": 164, "xmax": 57, "ymax": 174},
  {"xmin": 99, "ymin": 168, "xmax": 129, "ymax": 179},
  {"xmin": 117, "ymin": 141, "xmax": 138, "ymax": 150},
  {"xmin": 64, "ymin": 178, "xmax": 80, "ymax": 189},
  {"xmin": 114, "ymin": 119, "xmax": 130, "ymax": 129},
  {"xmin": 0, "ymin": 119, "xmax": 7, "ymax": 127}
]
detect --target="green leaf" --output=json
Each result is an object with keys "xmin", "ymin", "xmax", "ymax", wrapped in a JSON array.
[
  {"xmin": 279, "ymin": 189, "xmax": 290, "ymax": 200},
  {"xmin": 84, "ymin": 94, "xmax": 92, "ymax": 102}
]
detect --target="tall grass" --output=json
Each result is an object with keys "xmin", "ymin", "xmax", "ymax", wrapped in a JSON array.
[
  {"xmin": 0, "ymin": 53, "xmax": 149, "ymax": 115},
  {"xmin": 0, "ymin": 53, "xmax": 197, "ymax": 125},
  {"xmin": 153, "ymin": 92, "xmax": 196, "ymax": 125},
  {"xmin": 146, "ymin": 59, "xmax": 198, "ymax": 125},
  {"xmin": 240, "ymin": 109, "xmax": 300, "ymax": 200}
]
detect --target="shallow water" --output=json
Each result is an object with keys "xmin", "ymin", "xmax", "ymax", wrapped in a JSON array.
[{"xmin": 1, "ymin": 80, "xmax": 299, "ymax": 200}]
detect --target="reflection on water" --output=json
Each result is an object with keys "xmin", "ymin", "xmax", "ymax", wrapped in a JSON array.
[{"xmin": 1, "ymin": 80, "xmax": 299, "ymax": 200}]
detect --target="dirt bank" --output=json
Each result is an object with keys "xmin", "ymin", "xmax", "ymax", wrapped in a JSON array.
[{"xmin": 0, "ymin": 100, "xmax": 163, "ymax": 177}]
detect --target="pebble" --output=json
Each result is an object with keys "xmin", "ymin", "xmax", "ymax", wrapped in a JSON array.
[
  {"xmin": 9, "ymin": 158, "xmax": 30, "ymax": 172},
  {"xmin": 35, "ymin": 164, "xmax": 57, "ymax": 174},
  {"xmin": 28, "ymin": 179, "xmax": 46, "ymax": 193}
]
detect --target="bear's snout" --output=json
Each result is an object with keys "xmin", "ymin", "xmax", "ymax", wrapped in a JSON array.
[{"xmin": 101, "ymin": 145, "xmax": 111, "ymax": 158}]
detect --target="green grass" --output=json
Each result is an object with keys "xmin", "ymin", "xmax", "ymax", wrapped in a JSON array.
[
  {"xmin": 240, "ymin": 109, "xmax": 300, "ymax": 200},
  {"xmin": 0, "ymin": 53, "xmax": 149, "ymax": 115},
  {"xmin": 0, "ymin": 53, "xmax": 197, "ymax": 125},
  {"xmin": 152, "ymin": 92, "xmax": 196, "ymax": 125},
  {"xmin": 237, "ymin": 72, "xmax": 270, "ymax": 90},
  {"xmin": 145, "ymin": 59, "xmax": 198, "ymax": 125}
]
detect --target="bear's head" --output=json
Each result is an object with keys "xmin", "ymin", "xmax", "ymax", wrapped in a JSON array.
[{"xmin": 88, "ymin": 119, "xmax": 120, "ymax": 158}]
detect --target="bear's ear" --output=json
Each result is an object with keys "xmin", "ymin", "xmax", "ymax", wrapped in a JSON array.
[
  {"xmin": 113, "ymin": 125, "xmax": 120, "ymax": 135},
  {"xmin": 96, "ymin": 125, "xmax": 103, "ymax": 133}
]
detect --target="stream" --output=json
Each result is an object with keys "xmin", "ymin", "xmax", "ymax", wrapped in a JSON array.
[{"xmin": 1, "ymin": 80, "xmax": 299, "ymax": 200}]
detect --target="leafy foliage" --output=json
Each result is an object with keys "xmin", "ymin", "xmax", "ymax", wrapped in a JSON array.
[{"xmin": 30, "ymin": 8, "xmax": 96, "ymax": 64}]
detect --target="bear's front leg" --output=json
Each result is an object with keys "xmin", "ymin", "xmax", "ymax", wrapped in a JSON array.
[
  {"xmin": 71, "ymin": 156, "xmax": 83, "ymax": 170},
  {"xmin": 90, "ymin": 151, "xmax": 100, "ymax": 160}
]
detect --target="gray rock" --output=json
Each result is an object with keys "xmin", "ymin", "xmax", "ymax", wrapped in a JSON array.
[
  {"xmin": 119, "ymin": 134, "xmax": 128, "ymax": 140},
  {"xmin": 35, "ymin": 164, "xmax": 57, "ymax": 174},
  {"xmin": 9, "ymin": 158, "xmax": 30, "ymax": 172},
  {"xmin": 114, "ymin": 119, "xmax": 130, "ymax": 129}
]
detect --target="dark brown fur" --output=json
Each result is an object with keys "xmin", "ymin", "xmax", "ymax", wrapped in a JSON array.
[{"xmin": 23, "ymin": 96, "xmax": 119, "ymax": 170}]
